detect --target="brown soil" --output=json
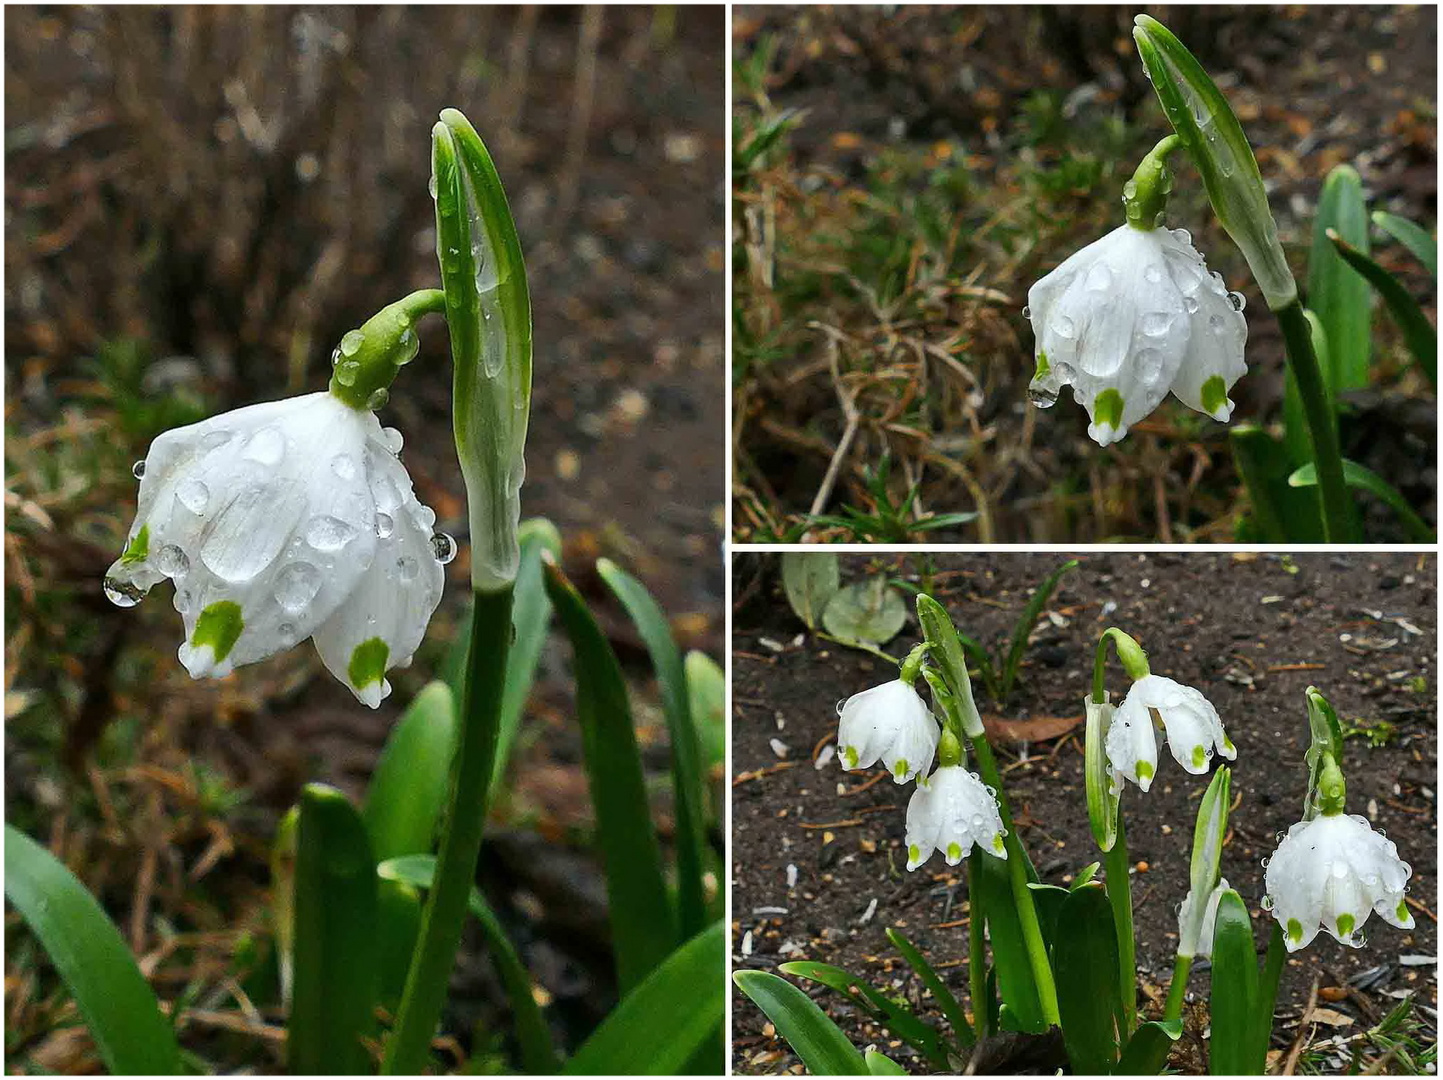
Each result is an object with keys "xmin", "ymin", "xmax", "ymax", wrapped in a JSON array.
[{"xmin": 731, "ymin": 552, "xmax": 1437, "ymax": 1074}]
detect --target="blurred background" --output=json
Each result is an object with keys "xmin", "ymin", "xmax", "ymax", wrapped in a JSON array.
[
  {"xmin": 5, "ymin": 5, "xmax": 723, "ymax": 1071},
  {"xmin": 732, "ymin": 5, "xmax": 1437, "ymax": 542}
]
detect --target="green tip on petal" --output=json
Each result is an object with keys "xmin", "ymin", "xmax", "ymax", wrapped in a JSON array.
[
  {"xmin": 1200, "ymin": 374, "xmax": 1229, "ymax": 417},
  {"xmin": 1191, "ymin": 745, "xmax": 1206, "ymax": 769},
  {"xmin": 191, "ymin": 601, "xmax": 244, "ymax": 663},
  {"xmin": 1286, "ymin": 917, "xmax": 1303, "ymax": 944},
  {"xmin": 1094, "ymin": 388, "xmax": 1124, "ymax": 430},
  {"xmin": 946, "ymin": 842, "xmax": 962, "ymax": 861},
  {"xmin": 894, "ymin": 757, "xmax": 909, "ymax": 778},
  {"xmin": 908, "ymin": 843, "xmax": 920, "ymax": 865},
  {"xmin": 121, "ymin": 523, "xmax": 150, "ymax": 565},
  {"xmin": 1034, "ymin": 349, "xmax": 1051, "ymax": 379},
  {"xmin": 1335, "ymin": 912, "xmax": 1355, "ymax": 938},
  {"xmin": 1136, "ymin": 760, "xmax": 1155, "ymax": 782},
  {"xmin": 348, "ymin": 637, "xmax": 390, "ymax": 691},
  {"xmin": 992, "ymin": 835, "xmax": 1005, "ymax": 854},
  {"xmin": 844, "ymin": 745, "xmax": 859, "ymax": 769},
  {"xmin": 1396, "ymin": 899, "xmax": 1410, "ymax": 922}
]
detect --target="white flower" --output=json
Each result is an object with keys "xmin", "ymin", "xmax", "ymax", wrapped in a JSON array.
[
  {"xmin": 1263, "ymin": 813, "xmax": 1414, "ymax": 952},
  {"xmin": 904, "ymin": 765, "xmax": 1008, "ymax": 870},
  {"xmin": 1026, "ymin": 223, "xmax": 1248, "ymax": 446},
  {"xmin": 1178, "ymin": 876, "xmax": 1230, "ymax": 959},
  {"xmin": 1106, "ymin": 674, "xmax": 1235, "ymax": 792},
  {"xmin": 104, "ymin": 391, "xmax": 452, "ymax": 708},
  {"xmin": 836, "ymin": 679, "xmax": 939, "ymax": 784}
]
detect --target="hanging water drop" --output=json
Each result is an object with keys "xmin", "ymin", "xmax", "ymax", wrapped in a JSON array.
[
  {"xmin": 367, "ymin": 388, "xmax": 389, "ymax": 411},
  {"xmin": 375, "ymin": 512, "xmax": 395, "ymax": 539},
  {"xmin": 104, "ymin": 575, "xmax": 147, "ymax": 608},
  {"xmin": 430, "ymin": 532, "xmax": 457, "ymax": 564},
  {"xmin": 1228, "ymin": 291, "xmax": 1246, "ymax": 312},
  {"xmin": 1028, "ymin": 384, "xmax": 1058, "ymax": 408},
  {"xmin": 132, "ymin": 460, "xmax": 146, "ymax": 479},
  {"xmin": 156, "ymin": 544, "xmax": 190, "ymax": 578},
  {"xmin": 1021, "ymin": 304, "xmax": 1031, "ymax": 320}
]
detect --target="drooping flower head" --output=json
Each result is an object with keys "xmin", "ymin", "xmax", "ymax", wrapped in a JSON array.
[
  {"xmin": 837, "ymin": 679, "xmax": 939, "ymax": 785},
  {"xmin": 1263, "ymin": 813, "xmax": 1414, "ymax": 952},
  {"xmin": 105, "ymin": 298, "xmax": 456, "ymax": 708},
  {"xmin": 1177, "ymin": 876, "xmax": 1231, "ymax": 959},
  {"xmin": 904, "ymin": 765, "xmax": 1007, "ymax": 871},
  {"xmin": 1105, "ymin": 674, "xmax": 1235, "ymax": 792},
  {"xmin": 1027, "ymin": 223, "xmax": 1248, "ymax": 447}
]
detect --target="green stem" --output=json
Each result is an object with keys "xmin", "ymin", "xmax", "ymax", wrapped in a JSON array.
[
  {"xmin": 1092, "ymin": 628, "xmax": 1150, "ymax": 702},
  {"xmin": 968, "ymin": 850, "xmax": 989, "ymax": 1041},
  {"xmin": 328, "ymin": 289, "xmax": 447, "ymax": 409},
  {"xmin": 969, "ymin": 735, "xmax": 1060, "ymax": 1027},
  {"xmin": 1254, "ymin": 922, "xmax": 1286, "ymax": 1068},
  {"xmin": 1162, "ymin": 952, "xmax": 1193, "ymax": 1023},
  {"xmin": 1276, "ymin": 299, "xmax": 1352, "ymax": 541},
  {"xmin": 1104, "ymin": 814, "xmax": 1136, "ymax": 1039},
  {"xmin": 382, "ymin": 587, "xmax": 515, "ymax": 1073}
]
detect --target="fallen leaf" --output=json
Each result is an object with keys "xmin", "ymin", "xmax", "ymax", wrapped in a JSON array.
[{"xmin": 985, "ymin": 714, "xmax": 1083, "ymax": 742}]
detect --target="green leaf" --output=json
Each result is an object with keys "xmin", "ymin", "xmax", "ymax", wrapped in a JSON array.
[
  {"xmin": 974, "ymin": 848, "xmax": 1046, "ymax": 1033},
  {"xmin": 780, "ymin": 960, "xmax": 950, "ymax": 1068},
  {"xmin": 956, "ymin": 632, "xmax": 1001, "ymax": 703},
  {"xmin": 1024, "ymin": 882, "xmax": 1071, "ymax": 951},
  {"xmin": 565, "ymin": 922, "xmax": 724, "ymax": 1075},
  {"xmin": 1000, "ymin": 560, "xmax": 1077, "ymax": 700},
  {"xmin": 782, "ymin": 551, "xmax": 841, "ymax": 629},
  {"xmin": 378, "ymin": 854, "xmax": 560, "ymax": 1073},
  {"xmin": 1326, "ymin": 228, "xmax": 1436, "ymax": 386},
  {"xmin": 375, "ymin": 878, "xmax": 423, "ymax": 1014},
  {"xmin": 543, "ymin": 557, "xmax": 677, "ymax": 992},
  {"xmin": 822, "ymin": 578, "xmax": 908, "ymax": 646},
  {"xmin": 1282, "ymin": 309, "xmax": 1334, "ymax": 468},
  {"xmin": 1308, "ymin": 164, "xmax": 1372, "ymax": 390},
  {"xmin": 432, "ymin": 107, "xmax": 532, "ymax": 593},
  {"xmin": 290, "ymin": 784, "xmax": 380, "ymax": 1075},
  {"xmin": 733, "ymin": 970, "xmax": 870, "ymax": 1075},
  {"xmin": 685, "ymin": 649, "xmax": 727, "ymax": 780},
  {"xmin": 886, "ymin": 927, "xmax": 975, "ymax": 1049},
  {"xmin": 865, "ymin": 1050, "xmax": 908, "ymax": 1075},
  {"xmin": 1113, "ymin": 1018, "xmax": 1182, "ymax": 1075},
  {"xmin": 270, "ymin": 806, "xmax": 298, "ymax": 1006},
  {"xmin": 1288, "ymin": 459, "xmax": 1434, "ymax": 542},
  {"xmin": 1053, "ymin": 883, "xmax": 1122, "ymax": 1074},
  {"xmin": 598, "ymin": 558, "xmax": 710, "ymax": 940},
  {"xmin": 1372, "ymin": 211, "xmax": 1437, "ymax": 277},
  {"xmin": 362, "ymin": 681, "xmax": 457, "ymax": 863},
  {"xmin": 4, "ymin": 825, "xmax": 182, "ymax": 1075},
  {"xmin": 1208, "ymin": 890, "xmax": 1262, "ymax": 1075},
  {"xmin": 1229, "ymin": 425, "xmax": 1325, "ymax": 542}
]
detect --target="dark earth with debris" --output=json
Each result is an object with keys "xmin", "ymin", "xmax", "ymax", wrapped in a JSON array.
[{"xmin": 732, "ymin": 552, "xmax": 1437, "ymax": 1074}]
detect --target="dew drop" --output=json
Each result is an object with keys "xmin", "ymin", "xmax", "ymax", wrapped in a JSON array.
[
  {"xmin": 278, "ymin": 621, "xmax": 297, "ymax": 644},
  {"xmin": 1054, "ymin": 315, "xmax": 1076, "ymax": 339},
  {"xmin": 1171, "ymin": 227, "xmax": 1192, "ymax": 247},
  {"xmin": 330, "ymin": 453, "xmax": 357, "ymax": 481},
  {"xmin": 1085, "ymin": 263, "xmax": 1114, "ymax": 291},
  {"xmin": 430, "ymin": 532, "xmax": 457, "ymax": 564},
  {"xmin": 177, "ymin": 478, "xmax": 210, "ymax": 514},
  {"xmin": 1354, "ymin": 931, "xmax": 1366, "ymax": 946},
  {"xmin": 366, "ymin": 388, "xmax": 389, "ymax": 411},
  {"xmin": 1228, "ymin": 291, "xmax": 1247, "ymax": 312},
  {"xmin": 1260, "ymin": 894, "xmax": 1274, "ymax": 911},
  {"xmin": 1136, "ymin": 348, "xmax": 1165, "ymax": 385},
  {"xmin": 331, "ymin": 346, "xmax": 343, "ymax": 368},
  {"xmin": 339, "ymin": 329, "xmax": 366, "ymax": 357},
  {"xmin": 199, "ymin": 430, "xmax": 233, "ymax": 454},
  {"xmin": 1261, "ymin": 857, "xmax": 1270, "ymax": 868},
  {"xmin": 104, "ymin": 575, "xmax": 147, "ymax": 608},
  {"xmin": 132, "ymin": 460, "xmax": 146, "ymax": 479},
  {"xmin": 397, "ymin": 327, "xmax": 419, "ymax": 364},
  {"xmin": 428, "ymin": 173, "xmax": 438, "ymax": 199},
  {"xmin": 274, "ymin": 561, "xmax": 322, "ymax": 613},
  {"xmin": 173, "ymin": 588, "xmax": 193, "ymax": 613},
  {"xmin": 1122, "ymin": 179, "xmax": 1138, "ymax": 199},
  {"xmin": 375, "ymin": 512, "xmax": 395, "ymax": 538},
  {"xmin": 335, "ymin": 360, "xmax": 361, "ymax": 386},
  {"xmin": 243, "ymin": 426, "xmax": 286, "ymax": 466},
  {"xmin": 1028, "ymin": 384, "xmax": 1059, "ymax": 408},
  {"xmin": 1184, "ymin": 295, "xmax": 1199, "ymax": 314},
  {"xmin": 1144, "ymin": 265, "xmax": 1163, "ymax": 284},
  {"xmin": 156, "ymin": 544, "xmax": 190, "ymax": 578},
  {"xmin": 413, "ymin": 504, "xmax": 437, "ymax": 530},
  {"xmin": 397, "ymin": 555, "xmax": 419, "ymax": 582},
  {"xmin": 305, "ymin": 515, "xmax": 357, "ymax": 552},
  {"xmin": 1141, "ymin": 311, "xmax": 1172, "ymax": 337},
  {"xmin": 381, "ymin": 427, "xmax": 404, "ymax": 456},
  {"xmin": 1021, "ymin": 304, "xmax": 1031, "ymax": 320}
]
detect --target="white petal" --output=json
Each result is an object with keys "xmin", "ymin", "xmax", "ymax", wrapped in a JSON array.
[
  {"xmin": 1106, "ymin": 689, "xmax": 1159, "ymax": 792},
  {"xmin": 1126, "ymin": 674, "xmax": 1233, "ymax": 774},
  {"xmin": 1157, "ymin": 229, "xmax": 1248, "ymax": 421},
  {"xmin": 836, "ymin": 680, "xmax": 937, "ymax": 783},
  {"xmin": 310, "ymin": 427, "xmax": 446, "ymax": 707},
  {"xmin": 904, "ymin": 765, "xmax": 1006, "ymax": 870}
]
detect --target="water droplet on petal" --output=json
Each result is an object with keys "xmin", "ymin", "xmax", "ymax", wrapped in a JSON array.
[
  {"xmin": 414, "ymin": 505, "xmax": 437, "ymax": 530},
  {"xmin": 173, "ymin": 588, "xmax": 192, "ymax": 613},
  {"xmin": 177, "ymin": 478, "xmax": 210, "ymax": 514},
  {"xmin": 331, "ymin": 453, "xmax": 357, "ymax": 481},
  {"xmin": 132, "ymin": 460, "xmax": 146, "ymax": 479},
  {"xmin": 381, "ymin": 428, "xmax": 404, "ymax": 456},
  {"xmin": 199, "ymin": 430, "xmax": 233, "ymax": 454},
  {"xmin": 1028, "ymin": 384, "xmax": 1058, "ymax": 408},
  {"xmin": 1021, "ymin": 304, "xmax": 1031, "ymax": 320},
  {"xmin": 1184, "ymin": 295, "xmax": 1200, "ymax": 314},
  {"xmin": 305, "ymin": 515, "xmax": 357, "ymax": 552},
  {"xmin": 1228, "ymin": 291, "xmax": 1247, "ymax": 312},
  {"xmin": 397, "ymin": 327, "xmax": 419, "ymax": 364},
  {"xmin": 243, "ymin": 427, "xmax": 286, "ymax": 466},
  {"xmin": 274, "ymin": 561, "xmax": 322, "ymax": 613},
  {"xmin": 366, "ymin": 388, "xmax": 389, "ymax": 411},
  {"xmin": 1054, "ymin": 315, "xmax": 1076, "ymax": 339},
  {"xmin": 1141, "ymin": 311, "xmax": 1173, "ymax": 337},
  {"xmin": 1144, "ymin": 265, "xmax": 1163, "ymax": 284},
  {"xmin": 397, "ymin": 555, "xmax": 419, "ymax": 582},
  {"xmin": 340, "ymin": 329, "xmax": 366, "ymax": 357},
  {"xmin": 331, "ymin": 346, "xmax": 343, "ymax": 367},
  {"xmin": 1136, "ymin": 348, "xmax": 1165, "ymax": 385},
  {"xmin": 1171, "ymin": 227, "xmax": 1192, "ymax": 247},
  {"xmin": 156, "ymin": 544, "xmax": 190, "ymax": 577},
  {"xmin": 375, "ymin": 512, "xmax": 395, "ymax": 538},
  {"xmin": 278, "ymin": 621, "xmax": 297, "ymax": 644},
  {"xmin": 1085, "ymin": 263, "xmax": 1113, "ymax": 291},
  {"xmin": 1261, "ymin": 894, "xmax": 1274, "ymax": 911},
  {"xmin": 430, "ymin": 532, "xmax": 457, "ymax": 564},
  {"xmin": 104, "ymin": 575, "xmax": 147, "ymax": 608}
]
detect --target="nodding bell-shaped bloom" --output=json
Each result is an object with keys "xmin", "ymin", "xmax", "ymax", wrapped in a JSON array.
[
  {"xmin": 1106, "ymin": 674, "xmax": 1235, "ymax": 792},
  {"xmin": 104, "ymin": 391, "xmax": 453, "ymax": 708},
  {"xmin": 1177, "ymin": 876, "xmax": 1230, "ymax": 959},
  {"xmin": 905, "ymin": 765, "xmax": 1008, "ymax": 870},
  {"xmin": 1262, "ymin": 813, "xmax": 1414, "ymax": 952},
  {"xmin": 1026, "ymin": 223, "xmax": 1248, "ymax": 447},
  {"xmin": 837, "ymin": 679, "xmax": 939, "ymax": 784}
]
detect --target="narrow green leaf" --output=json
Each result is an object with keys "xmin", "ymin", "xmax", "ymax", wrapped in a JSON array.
[
  {"xmin": 1000, "ymin": 560, "xmax": 1077, "ymax": 699},
  {"xmin": 375, "ymin": 879, "xmax": 423, "ymax": 1014},
  {"xmin": 1053, "ymin": 883, "xmax": 1122, "ymax": 1075},
  {"xmin": 290, "ymin": 784, "xmax": 379, "ymax": 1075},
  {"xmin": 865, "ymin": 1050, "xmax": 907, "ymax": 1075},
  {"xmin": 378, "ymin": 854, "xmax": 560, "ymax": 1073},
  {"xmin": 270, "ymin": 805, "xmax": 298, "ymax": 1007},
  {"xmin": 1308, "ymin": 164, "xmax": 1372, "ymax": 390},
  {"xmin": 780, "ymin": 960, "xmax": 949, "ymax": 1068},
  {"xmin": 1229, "ymin": 425, "xmax": 1325, "ymax": 542},
  {"xmin": 685, "ymin": 649, "xmax": 726, "ymax": 780},
  {"xmin": 4, "ymin": 825, "xmax": 182, "ymax": 1075},
  {"xmin": 1373, "ymin": 211, "xmax": 1437, "ymax": 277},
  {"xmin": 1282, "ymin": 310, "xmax": 1334, "ymax": 468},
  {"xmin": 1024, "ymin": 882, "xmax": 1071, "ymax": 951},
  {"xmin": 733, "ymin": 970, "xmax": 870, "ymax": 1076},
  {"xmin": 598, "ymin": 558, "xmax": 710, "ymax": 940},
  {"xmin": 1327, "ymin": 228, "xmax": 1436, "ymax": 385},
  {"xmin": 565, "ymin": 922, "xmax": 724, "ymax": 1075},
  {"xmin": 543, "ymin": 556, "xmax": 677, "ymax": 991},
  {"xmin": 956, "ymin": 633, "xmax": 1001, "ymax": 703},
  {"xmin": 886, "ymin": 927, "xmax": 975, "ymax": 1049},
  {"xmin": 1208, "ymin": 890, "xmax": 1261, "ymax": 1075},
  {"xmin": 1288, "ymin": 459, "xmax": 1435, "ymax": 542},
  {"xmin": 362, "ymin": 681, "xmax": 456, "ymax": 863},
  {"xmin": 782, "ymin": 551, "xmax": 841, "ymax": 629},
  {"xmin": 1113, "ymin": 1018, "xmax": 1182, "ymax": 1075},
  {"xmin": 974, "ymin": 848, "xmax": 1046, "ymax": 1033}
]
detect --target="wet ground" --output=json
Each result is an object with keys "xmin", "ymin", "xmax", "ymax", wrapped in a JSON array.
[{"xmin": 731, "ymin": 551, "xmax": 1437, "ymax": 1073}]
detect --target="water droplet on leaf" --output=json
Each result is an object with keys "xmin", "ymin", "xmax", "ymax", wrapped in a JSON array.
[
  {"xmin": 366, "ymin": 388, "xmax": 389, "ymax": 410},
  {"xmin": 340, "ymin": 329, "xmax": 366, "ymax": 357}
]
